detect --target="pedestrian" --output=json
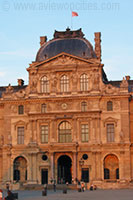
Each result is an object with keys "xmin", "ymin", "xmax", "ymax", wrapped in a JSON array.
[
  {"xmin": 66, "ymin": 181, "xmax": 69, "ymax": 187},
  {"xmin": 94, "ymin": 185, "xmax": 97, "ymax": 190},
  {"xmin": 90, "ymin": 184, "xmax": 93, "ymax": 191},
  {"xmin": 5, "ymin": 190, "xmax": 14, "ymax": 200},
  {"xmin": 53, "ymin": 180, "xmax": 56, "ymax": 192},
  {"xmin": 6, "ymin": 184, "xmax": 9, "ymax": 192},
  {"xmin": 81, "ymin": 182, "xmax": 85, "ymax": 192},
  {"xmin": 0, "ymin": 189, "xmax": 3, "ymax": 200}
]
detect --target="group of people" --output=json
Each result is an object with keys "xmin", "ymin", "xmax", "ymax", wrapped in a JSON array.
[
  {"xmin": 77, "ymin": 181, "xmax": 86, "ymax": 192},
  {"xmin": 90, "ymin": 184, "xmax": 97, "ymax": 191},
  {"xmin": 0, "ymin": 184, "xmax": 15, "ymax": 200}
]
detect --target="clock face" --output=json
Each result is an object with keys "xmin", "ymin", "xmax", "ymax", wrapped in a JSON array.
[{"xmin": 61, "ymin": 103, "xmax": 68, "ymax": 110}]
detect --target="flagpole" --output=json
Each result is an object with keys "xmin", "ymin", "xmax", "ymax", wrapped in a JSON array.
[
  {"xmin": 71, "ymin": 16, "xmax": 73, "ymax": 29},
  {"xmin": 71, "ymin": 10, "xmax": 73, "ymax": 29}
]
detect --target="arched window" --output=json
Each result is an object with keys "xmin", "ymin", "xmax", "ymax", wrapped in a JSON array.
[
  {"xmin": 18, "ymin": 105, "xmax": 24, "ymax": 114},
  {"xmin": 13, "ymin": 156, "xmax": 27, "ymax": 182},
  {"xmin": 41, "ymin": 104, "xmax": 47, "ymax": 113},
  {"xmin": 41, "ymin": 76, "xmax": 49, "ymax": 93},
  {"xmin": 107, "ymin": 124, "xmax": 114, "ymax": 142},
  {"xmin": 60, "ymin": 75, "xmax": 69, "ymax": 92},
  {"xmin": 104, "ymin": 154, "xmax": 119, "ymax": 180},
  {"xmin": 107, "ymin": 101, "xmax": 113, "ymax": 111},
  {"xmin": 80, "ymin": 74, "xmax": 88, "ymax": 91},
  {"xmin": 81, "ymin": 102, "xmax": 87, "ymax": 112},
  {"xmin": 58, "ymin": 121, "xmax": 71, "ymax": 143}
]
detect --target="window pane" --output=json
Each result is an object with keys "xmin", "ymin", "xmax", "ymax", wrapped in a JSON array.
[
  {"xmin": 80, "ymin": 74, "xmax": 88, "ymax": 91},
  {"xmin": 81, "ymin": 124, "xmax": 89, "ymax": 142},
  {"xmin": 41, "ymin": 76, "xmax": 49, "ymax": 93},
  {"xmin": 59, "ymin": 121, "xmax": 71, "ymax": 143},
  {"xmin": 41, "ymin": 125, "xmax": 48, "ymax": 143},
  {"xmin": 107, "ymin": 124, "xmax": 114, "ymax": 142},
  {"xmin": 60, "ymin": 75, "xmax": 69, "ymax": 92},
  {"xmin": 107, "ymin": 101, "xmax": 113, "ymax": 111},
  {"xmin": 41, "ymin": 104, "xmax": 47, "ymax": 113},
  {"xmin": 17, "ymin": 127, "xmax": 24, "ymax": 144},
  {"xmin": 18, "ymin": 105, "xmax": 24, "ymax": 114},
  {"xmin": 81, "ymin": 102, "xmax": 87, "ymax": 112}
]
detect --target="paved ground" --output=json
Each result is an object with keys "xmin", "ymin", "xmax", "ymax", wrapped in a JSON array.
[{"xmin": 2, "ymin": 189, "xmax": 133, "ymax": 200}]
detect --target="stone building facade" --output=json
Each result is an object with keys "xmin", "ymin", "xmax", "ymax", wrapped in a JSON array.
[{"xmin": 0, "ymin": 28, "xmax": 133, "ymax": 189}]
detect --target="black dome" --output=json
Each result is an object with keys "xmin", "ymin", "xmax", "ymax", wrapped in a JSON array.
[{"xmin": 36, "ymin": 28, "xmax": 97, "ymax": 62}]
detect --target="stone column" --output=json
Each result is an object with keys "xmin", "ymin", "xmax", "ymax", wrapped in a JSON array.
[
  {"xmin": 50, "ymin": 153, "xmax": 54, "ymax": 179},
  {"xmin": 32, "ymin": 153, "xmax": 37, "ymax": 183},
  {"xmin": 73, "ymin": 152, "xmax": 77, "ymax": 183},
  {"xmin": 28, "ymin": 153, "xmax": 33, "ymax": 183}
]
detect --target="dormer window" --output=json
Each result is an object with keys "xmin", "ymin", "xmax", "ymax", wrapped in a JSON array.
[{"xmin": 18, "ymin": 105, "xmax": 24, "ymax": 115}]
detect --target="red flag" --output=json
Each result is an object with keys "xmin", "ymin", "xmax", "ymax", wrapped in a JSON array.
[{"xmin": 72, "ymin": 11, "xmax": 78, "ymax": 17}]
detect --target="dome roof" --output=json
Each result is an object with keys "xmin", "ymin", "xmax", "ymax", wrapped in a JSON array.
[{"xmin": 36, "ymin": 28, "xmax": 97, "ymax": 62}]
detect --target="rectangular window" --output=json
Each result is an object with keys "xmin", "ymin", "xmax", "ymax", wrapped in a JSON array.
[
  {"xmin": 17, "ymin": 127, "xmax": 24, "ymax": 144},
  {"xmin": 41, "ymin": 125, "xmax": 48, "ymax": 143},
  {"xmin": 81, "ymin": 124, "xmax": 89, "ymax": 142},
  {"xmin": 41, "ymin": 104, "xmax": 47, "ymax": 113},
  {"xmin": 107, "ymin": 124, "xmax": 114, "ymax": 142}
]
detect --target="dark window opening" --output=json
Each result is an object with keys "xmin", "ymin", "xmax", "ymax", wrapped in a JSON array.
[{"xmin": 104, "ymin": 168, "xmax": 110, "ymax": 179}]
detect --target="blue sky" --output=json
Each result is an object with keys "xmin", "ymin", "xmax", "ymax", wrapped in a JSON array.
[{"xmin": 0, "ymin": 0, "xmax": 133, "ymax": 86}]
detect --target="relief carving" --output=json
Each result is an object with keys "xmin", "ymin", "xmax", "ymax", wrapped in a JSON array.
[
  {"xmin": 11, "ymin": 105, "xmax": 17, "ymax": 113},
  {"xmin": 51, "ymin": 73, "xmax": 57, "ymax": 92},
  {"xmin": 71, "ymin": 71, "xmax": 78, "ymax": 91}
]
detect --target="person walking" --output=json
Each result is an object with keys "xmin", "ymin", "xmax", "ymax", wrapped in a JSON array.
[
  {"xmin": 0, "ymin": 189, "xmax": 3, "ymax": 200},
  {"xmin": 53, "ymin": 180, "xmax": 56, "ymax": 192},
  {"xmin": 5, "ymin": 190, "xmax": 14, "ymax": 200}
]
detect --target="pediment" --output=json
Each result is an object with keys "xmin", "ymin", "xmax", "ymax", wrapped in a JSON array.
[
  {"xmin": 34, "ymin": 52, "xmax": 99, "ymax": 68},
  {"xmin": 103, "ymin": 117, "xmax": 118, "ymax": 127}
]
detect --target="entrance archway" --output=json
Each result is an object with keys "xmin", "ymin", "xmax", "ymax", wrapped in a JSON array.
[
  {"xmin": 58, "ymin": 155, "xmax": 72, "ymax": 184},
  {"xmin": 13, "ymin": 156, "xmax": 27, "ymax": 182},
  {"xmin": 104, "ymin": 154, "xmax": 119, "ymax": 180}
]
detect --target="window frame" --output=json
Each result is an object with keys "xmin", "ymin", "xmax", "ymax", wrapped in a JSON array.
[
  {"xmin": 41, "ymin": 125, "xmax": 48, "ymax": 143},
  {"xmin": 17, "ymin": 127, "xmax": 24, "ymax": 144},
  {"xmin": 60, "ymin": 75, "xmax": 69, "ymax": 92},
  {"xmin": 18, "ymin": 105, "xmax": 24, "ymax": 115},
  {"xmin": 40, "ymin": 76, "xmax": 49, "ymax": 93},
  {"xmin": 81, "ymin": 101, "xmax": 87, "ymax": 112},
  {"xmin": 81, "ymin": 124, "xmax": 89, "ymax": 142},
  {"xmin": 106, "ymin": 123, "xmax": 115, "ymax": 142},
  {"xmin": 80, "ymin": 74, "xmax": 88, "ymax": 91},
  {"xmin": 107, "ymin": 101, "xmax": 113, "ymax": 111},
  {"xmin": 41, "ymin": 104, "xmax": 47, "ymax": 113},
  {"xmin": 58, "ymin": 121, "xmax": 71, "ymax": 143}
]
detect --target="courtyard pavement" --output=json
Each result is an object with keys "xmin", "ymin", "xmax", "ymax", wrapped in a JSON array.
[{"xmin": 2, "ymin": 189, "xmax": 133, "ymax": 200}]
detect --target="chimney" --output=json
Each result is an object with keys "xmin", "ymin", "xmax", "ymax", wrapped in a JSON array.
[
  {"xmin": 125, "ymin": 75, "xmax": 130, "ymax": 81},
  {"xmin": 40, "ymin": 36, "xmax": 47, "ymax": 47},
  {"xmin": 18, "ymin": 79, "xmax": 24, "ymax": 86},
  {"xmin": 94, "ymin": 32, "xmax": 101, "ymax": 61}
]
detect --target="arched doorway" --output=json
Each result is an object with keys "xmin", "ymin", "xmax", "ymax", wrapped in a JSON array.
[
  {"xmin": 58, "ymin": 155, "xmax": 72, "ymax": 184},
  {"xmin": 13, "ymin": 156, "xmax": 27, "ymax": 182},
  {"xmin": 104, "ymin": 154, "xmax": 119, "ymax": 180}
]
